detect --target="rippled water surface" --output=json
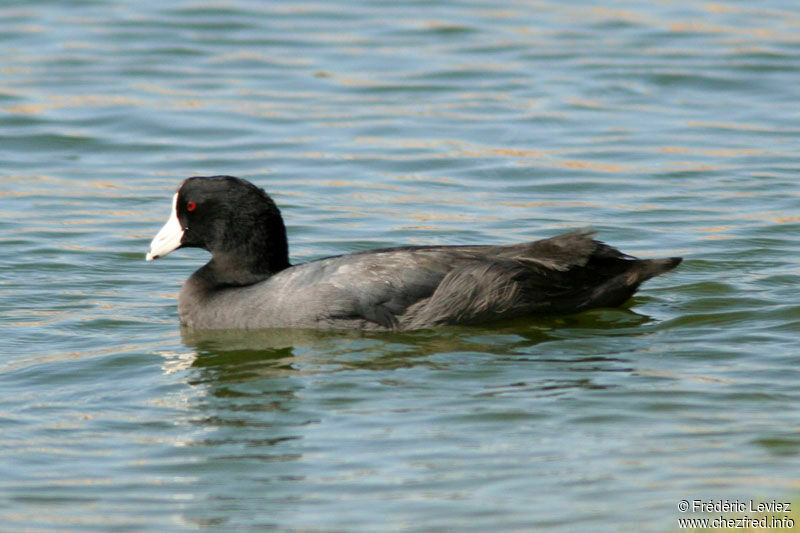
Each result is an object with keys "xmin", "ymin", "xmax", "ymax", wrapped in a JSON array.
[{"xmin": 3, "ymin": 1, "xmax": 800, "ymax": 531}]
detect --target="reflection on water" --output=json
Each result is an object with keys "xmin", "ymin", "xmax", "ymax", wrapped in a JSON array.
[
  {"xmin": 180, "ymin": 307, "xmax": 653, "ymax": 390},
  {"xmin": 181, "ymin": 305, "xmax": 653, "ymax": 350},
  {"xmin": 172, "ymin": 309, "xmax": 658, "ymax": 530}
]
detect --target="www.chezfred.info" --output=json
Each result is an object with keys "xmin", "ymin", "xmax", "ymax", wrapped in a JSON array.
[{"xmin": 677, "ymin": 499, "xmax": 794, "ymax": 529}]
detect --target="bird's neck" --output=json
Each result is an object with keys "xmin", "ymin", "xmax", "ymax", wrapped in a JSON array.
[{"xmin": 200, "ymin": 247, "xmax": 291, "ymax": 289}]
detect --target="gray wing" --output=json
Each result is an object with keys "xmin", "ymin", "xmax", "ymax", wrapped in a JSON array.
[
  {"xmin": 291, "ymin": 249, "xmax": 460, "ymax": 329},
  {"xmin": 248, "ymin": 229, "xmax": 677, "ymax": 330},
  {"xmin": 267, "ymin": 231, "xmax": 600, "ymax": 329}
]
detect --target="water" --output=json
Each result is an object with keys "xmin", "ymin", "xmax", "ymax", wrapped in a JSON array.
[{"xmin": 3, "ymin": 1, "xmax": 800, "ymax": 531}]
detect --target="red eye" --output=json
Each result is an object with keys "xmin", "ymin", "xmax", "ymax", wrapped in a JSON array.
[{"xmin": 186, "ymin": 201, "xmax": 197, "ymax": 212}]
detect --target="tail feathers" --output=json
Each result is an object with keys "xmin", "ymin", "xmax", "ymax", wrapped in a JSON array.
[
  {"xmin": 632, "ymin": 256, "xmax": 682, "ymax": 284},
  {"xmin": 572, "ymin": 256, "xmax": 682, "ymax": 312}
]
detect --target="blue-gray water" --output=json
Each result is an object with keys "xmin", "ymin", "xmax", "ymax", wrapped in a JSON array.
[{"xmin": 3, "ymin": 1, "xmax": 800, "ymax": 531}]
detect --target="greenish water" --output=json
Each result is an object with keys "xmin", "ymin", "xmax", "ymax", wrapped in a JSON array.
[{"xmin": 3, "ymin": 1, "xmax": 800, "ymax": 531}]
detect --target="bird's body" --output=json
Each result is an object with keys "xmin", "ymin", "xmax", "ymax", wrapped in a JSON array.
[{"xmin": 147, "ymin": 176, "xmax": 681, "ymax": 331}]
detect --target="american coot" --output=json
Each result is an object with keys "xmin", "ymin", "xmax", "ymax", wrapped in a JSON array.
[{"xmin": 146, "ymin": 176, "xmax": 681, "ymax": 331}]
